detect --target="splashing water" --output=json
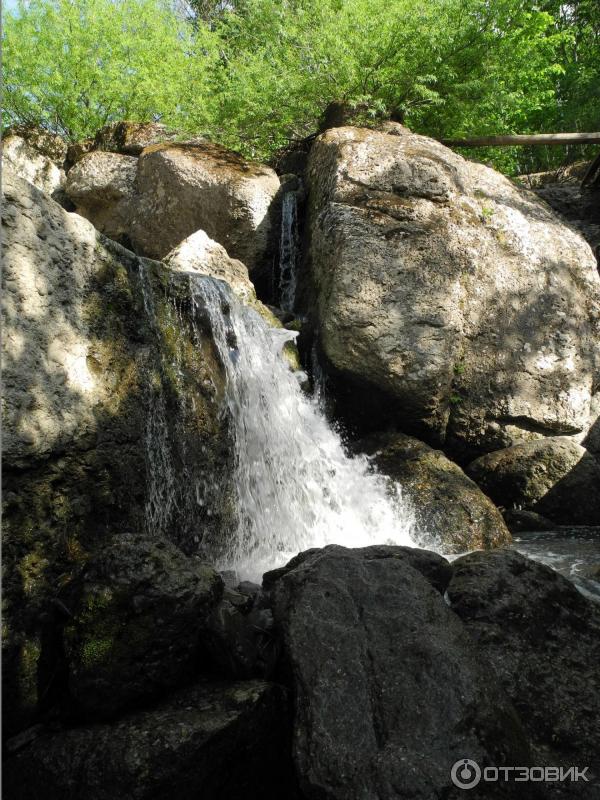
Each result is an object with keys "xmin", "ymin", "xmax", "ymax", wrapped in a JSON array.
[
  {"xmin": 190, "ymin": 276, "xmax": 416, "ymax": 580},
  {"xmin": 278, "ymin": 190, "xmax": 299, "ymax": 312}
]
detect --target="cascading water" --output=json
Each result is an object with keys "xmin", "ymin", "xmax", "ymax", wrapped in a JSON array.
[
  {"xmin": 190, "ymin": 276, "xmax": 417, "ymax": 580},
  {"xmin": 278, "ymin": 190, "xmax": 299, "ymax": 312}
]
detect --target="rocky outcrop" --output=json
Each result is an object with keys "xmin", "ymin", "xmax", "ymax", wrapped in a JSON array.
[
  {"xmin": 1, "ymin": 169, "xmax": 234, "ymax": 734},
  {"xmin": 65, "ymin": 151, "xmax": 138, "ymax": 245},
  {"xmin": 3, "ymin": 124, "xmax": 68, "ymax": 165},
  {"xmin": 2, "ymin": 135, "xmax": 65, "ymax": 196},
  {"xmin": 467, "ymin": 437, "xmax": 600, "ymax": 526},
  {"xmin": 306, "ymin": 126, "xmax": 600, "ymax": 459},
  {"xmin": 517, "ymin": 162, "xmax": 600, "ymax": 262},
  {"xmin": 3, "ymin": 679, "xmax": 293, "ymax": 800},
  {"xmin": 129, "ymin": 141, "xmax": 280, "ymax": 272},
  {"xmin": 357, "ymin": 433, "xmax": 511, "ymax": 552},
  {"xmin": 62, "ymin": 534, "xmax": 223, "ymax": 720},
  {"xmin": 448, "ymin": 550, "xmax": 600, "ymax": 795},
  {"xmin": 93, "ymin": 120, "xmax": 180, "ymax": 155},
  {"xmin": 269, "ymin": 545, "xmax": 530, "ymax": 800}
]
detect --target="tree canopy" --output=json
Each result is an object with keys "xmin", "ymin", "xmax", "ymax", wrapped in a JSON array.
[{"xmin": 3, "ymin": 0, "xmax": 599, "ymax": 173}]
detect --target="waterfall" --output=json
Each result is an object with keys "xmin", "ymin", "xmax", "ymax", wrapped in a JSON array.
[
  {"xmin": 190, "ymin": 276, "xmax": 416, "ymax": 581},
  {"xmin": 278, "ymin": 190, "xmax": 299, "ymax": 312}
]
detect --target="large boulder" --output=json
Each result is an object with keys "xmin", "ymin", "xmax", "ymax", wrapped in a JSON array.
[
  {"xmin": 466, "ymin": 437, "xmax": 600, "ymax": 526},
  {"xmin": 1, "ymin": 169, "xmax": 234, "ymax": 734},
  {"xmin": 306, "ymin": 126, "xmax": 600, "ymax": 459},
  {"xmin": 65, "ymin": 151, "xmax": 138, "ymax": 245},
  {"xmin": 61, "ymin": 534, "xmax": 223, "ymax": 720},
  {"xmin": 270, "ymin": 545, "xmax": 530, "ymax": 800},
  {"xmin": 357, "ymin": 433, "xmax": 511, "ymax": 552},
  {"xmin": 129, "ymin": 141, "xmax": 280, "ymax": 272},
  {"xmin": 447, "ymin": 550, "xmax": 600, "ymax": 795},
  {"xmin": 3, "ymin": 679, "xmax": 293, "ymax": 800},
  {"xmin": 2, "ymin": 135, "xmax": 65, "ymax": 196}
]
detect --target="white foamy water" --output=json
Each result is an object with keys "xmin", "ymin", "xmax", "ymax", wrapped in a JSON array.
[{"xmin": 190, "ymin": 277, "xmax": 417, "ymax": 580}]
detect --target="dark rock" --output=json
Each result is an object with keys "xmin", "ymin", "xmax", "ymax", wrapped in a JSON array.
[
  {"xmin": 2, "ymin": 679, "xmax": 294, "ymax": 800},
  {"xmin": 201, "ymin": 588, "xmax": 280, "ymax": 679},
  {"xmin": 263, "ymin": 543, "xmax": 452, "ymax": 594},
  {"xmin": 358, "ymin": 432, "xmax": 512, "ymax": 552},
  {"xmin": 467, "ymin": 437, "xmax": 600, "ymax": 526},
  {"xmin": 270, "ymin": 545, "xmax": 531, "ymax": 800},
  {"xmin": 503, "ymin": 509, "xmax": 555, "ymax": 532},
  {"xmin": 61, "ymin": 534, "xmax": 223, "ymax": 720},
  {"xmin": 447, "ymin": 549, "xmax": 600, "ymax": 796}
]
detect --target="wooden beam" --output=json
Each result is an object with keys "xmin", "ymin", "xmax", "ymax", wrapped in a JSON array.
[{"xmin": 441, "ymin": 133, "xmax": 600, "ymax": 148}]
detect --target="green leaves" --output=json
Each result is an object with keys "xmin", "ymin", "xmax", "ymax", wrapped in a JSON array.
[
  {"xmin": 3, "ymin": 0, "xmax": 215, "ymax": 140},
  {"xmin": 3, "ymin": 0, "xmax": 598, "ymax": 172}
]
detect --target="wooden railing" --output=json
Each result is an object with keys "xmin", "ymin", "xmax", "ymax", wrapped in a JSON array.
[{"xmin": 441, "ymin": 133, "xmax": 600, "ymax": 147}]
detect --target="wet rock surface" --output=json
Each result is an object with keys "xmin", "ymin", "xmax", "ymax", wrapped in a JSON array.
[{"xmin": 358, "ymin": 432, "xmax": 512, "ymax": 552}]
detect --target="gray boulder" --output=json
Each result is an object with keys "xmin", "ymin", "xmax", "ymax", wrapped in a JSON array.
[
  {"xmin": 306, "ymin": 126, "xmax": 600, "ymax": 459},
  {"xmin": 62, "ymin": 534, "xmax": 223, "ymax": 720},
  {"xmin": 358, "ymin": 433, "xmax": 511, "ymax": 552},
  {"xmin": 270, "ymin": 545, "xmax": 530, "ymax": 800},
  {"xmin": 466, "ymin": 437, "xmax": 600, "ymax": 525},
  {"xmin": 129, "ymin": 141, "xmax": 280, "ymax": 272},
  {"xmin": 447, "ymin": 550, "xmax": 600, "ymax": 796},
  {"xmin": 3, "ymin": 679, "xmax": 293, "ymax": 800},
  {"xmin": 65, "ymin": 150, "xmax": 138, "ymax": 244}
]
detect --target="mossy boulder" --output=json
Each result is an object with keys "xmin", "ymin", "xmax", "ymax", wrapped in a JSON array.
[
  {"xmin": 62, "ymin": 534, "xmax": 223, "ymax": 720},
  {"xmin": 466, "ymin": 437, "xmax": 600, "ymax": 526},
  {"xmin": 1, "ymin": 169, "xmax": 234, "ymax": 733},
  {"xmin": 357, "ymin": 432, "xmax": 511, "ymax": 552}
]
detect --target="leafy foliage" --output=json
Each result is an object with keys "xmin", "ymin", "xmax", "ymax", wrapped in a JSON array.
[
  {"xmin": 2, "ymin": 0, "xmax": 215, "ymax": 140},
  {"xmin": 3, "ymin": 0, "xmax": 599, "ymax": 172}
]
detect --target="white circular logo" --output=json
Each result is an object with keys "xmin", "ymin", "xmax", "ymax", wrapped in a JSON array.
[{"xmin": 451, "ymin": 759, "xmax": 482, "ymax": 790}]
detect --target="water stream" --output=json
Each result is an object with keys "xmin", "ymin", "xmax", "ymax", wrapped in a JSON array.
[
  {"xmin": 190, "ymin": 276, "xmax": 416, "ymax": 580},
  {"xmin": 278, "ymin": 190, "xmax": 299, "ymax": 313}
]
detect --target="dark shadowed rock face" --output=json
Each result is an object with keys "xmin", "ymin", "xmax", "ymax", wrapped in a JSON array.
[
  {"xmin": 3, "ymin": 679, "xmax": 294, "ymax": 800},
  {"xmin": 269, "ymin": 545, "xmax": 530, "ymax": 800},
  {"xmin": 447, "ymin": 550, "xmax": 600, "ymax": 797},
  {"xmin": 61, "ymin": 534, "xmax": 223, "ymax": 720},
  {"xmin": 357, "ymin": 432, "xmax": 511, "ymax": 552},
  {"xmin": 466, "ymin": 437, "xmax": 600, "ymax": 526}
]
